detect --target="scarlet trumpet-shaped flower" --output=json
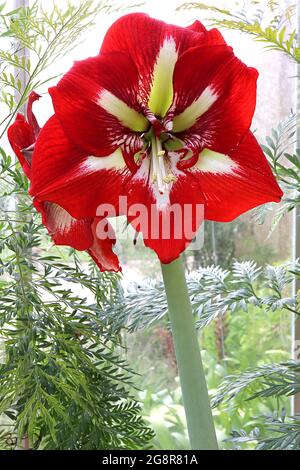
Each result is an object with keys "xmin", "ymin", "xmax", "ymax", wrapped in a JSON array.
[
  {"xmin": 8, "ymin": 92, "xmax": 120, "ymax": 272},
  {"xmin": 9, "ymin": 14, "xmax": 283, "ymax": 266}
]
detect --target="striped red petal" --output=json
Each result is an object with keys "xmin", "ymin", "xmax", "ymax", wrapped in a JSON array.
[
  {"xmin": 49, "ymin": 52, "xmax": 147, "ymax": 157},
  {"xmin": 186, "ymin": 131, "xmax": 283, "ymax": 222},
  {"xmin": 34, "ymin": 200, "xmax": 120, "ymax": 272},
  {"xmin": 124, "ymin": 173, "xmax": 205, "ymax": 263},
  {"xmin": 30, "ymin": 115, "xmax": 128, "ymax": 219},
  {"xmin": 172, "ymin": 45, "xmax": 258, "ymax": 153},
  {"xmin": 7, "ymin": 114, "xmax": 32, "ymax": 178}
]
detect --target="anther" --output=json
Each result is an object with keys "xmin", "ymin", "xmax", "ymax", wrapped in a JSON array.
[{"xmin": 163, "ymin": 174, "xmax": 177, "ymax": 184}]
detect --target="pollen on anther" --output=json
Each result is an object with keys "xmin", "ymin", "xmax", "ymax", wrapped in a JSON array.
[{"xmin": 163, "ymin": 174, "xmax": 177, "ymax": 184}]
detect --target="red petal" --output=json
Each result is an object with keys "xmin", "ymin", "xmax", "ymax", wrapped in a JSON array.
[
  {"xmin": 101, "ymin": 13, "xmax": 204, "ymax": 57},
  {"xmin": 34, "ymin": 200, "xmax": 121, "ymax": 272},
  {"xmin": 101, "ymin": 15, "xmax": 225, "ymax": 90},
  {"xmin": 187, "ymin": 20, "xmax": 226, "ymax": 45},
  {"xmin": 187, "ymin": 20, "xmax": 207, "ymax": 33},
  {"xmin": 100, "ymin": 13, "xmax": 214, "ymax": 109},
  {"xmin": 7, "ymin": 91, "xmax": 41, "ymax": 178},
  {"xmin": 30, "ymin": 115, "xmax": 128, "ymax": 219},
  {"xmin": 172, "ymin": 45, "xmax": 258, "ymax": 153},
  {"xmin": 124, "ymin": 175, "xmax": 204, "ymax": 263},
  {"xmin": 7, "ymin": 114, "xmax": 32, "ymax": 178},
  {"xmin": 27, "ymin": 91, "xmax": 41, "ymax": 139},
  {"xmin": 34, "ymin": 199, "xmax": 93, "ymax": 250},
  {"xmin": 49, "ymin": 52, "xmax": 146, "ymax": 157},
  {"xmin": 188, "ymin": 131, "xmax": 283, "ymax": 222},
  {"xmin": 87, "ymin": 218, "xmax": 121, "ymax": 272},
  {"xmin": 204, "ymin": 28, "xmax": 227, "ymax": 46}
]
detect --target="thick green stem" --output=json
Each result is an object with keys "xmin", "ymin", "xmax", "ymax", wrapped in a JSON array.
[{"xmin": 161, "ymin": 257, "xmax": 218, "ymax": 450}]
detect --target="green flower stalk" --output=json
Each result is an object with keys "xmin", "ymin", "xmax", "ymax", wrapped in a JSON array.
[{"xmin": 161, "ymin": 257, "xmax": 218, "ymax": 450}]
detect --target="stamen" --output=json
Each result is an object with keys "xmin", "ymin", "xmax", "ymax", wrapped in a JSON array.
[
  {"xmin": 149, "ymin": 136, "xmax": 177, "ymax": 194},
  {"xmin": 163, "ymin": 174, "xmax": 177, "ymax": 184},
  {"xmin": 151, "ymin": 136, "xmax": 165, "ymax": 193},
  {"xmin": 144, "ymin": 129, "xmax": 177, "ymax": 196}
]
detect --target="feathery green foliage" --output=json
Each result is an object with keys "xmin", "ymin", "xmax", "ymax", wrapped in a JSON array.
[
  {"xmin": 0, "ymin": 0, "xmax": 144, "ymax": 138},
  {"xmin": 0, "ymin": 195, "xmax": 153, "ymax": 448},
  {"xmin": 177, "ymin": 1, "xmax": 299, "ymax": 63},
  {"xmin": 261, "ymin": 117, "xmax": 300, "ymax": 218},
  {"xmin": 213, "ymin": 361, "xmax": 300, "ymax": 407},
  {"xmin": 107, "ymin": 260, "xmax": 298, "ymax": 333},
  {"xmin": 226, "ymin": 415, "xmax": 300, "ymax": 450}
]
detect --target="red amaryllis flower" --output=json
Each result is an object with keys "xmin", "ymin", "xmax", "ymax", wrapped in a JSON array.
[
  {"xmin": 7, "ymin": 92, "xmax": 120, "ymax": 272},
  {"xmin": 20, "ymin": 14, "xmax": 282, "ymax": 264}
]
